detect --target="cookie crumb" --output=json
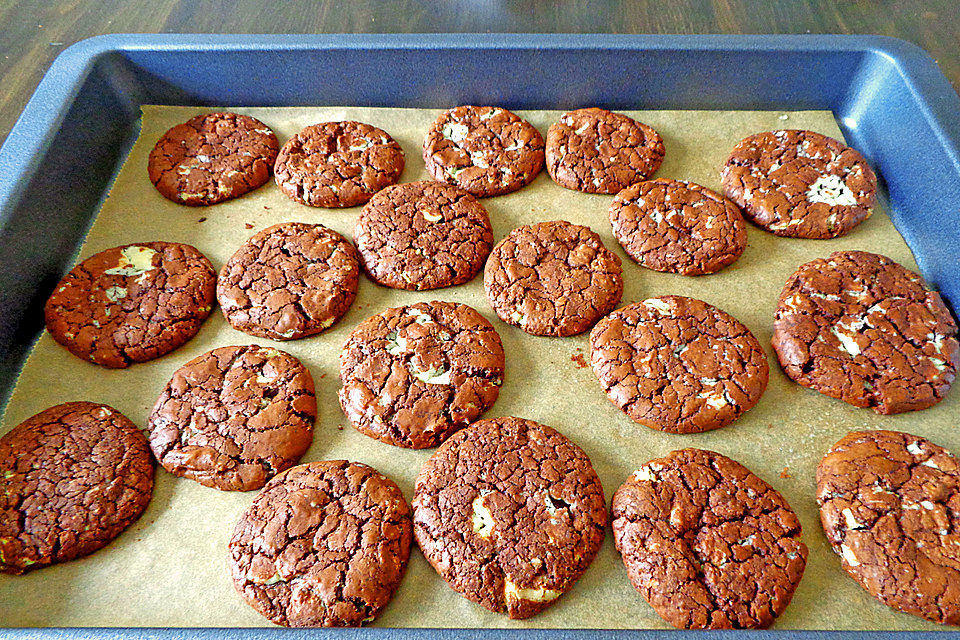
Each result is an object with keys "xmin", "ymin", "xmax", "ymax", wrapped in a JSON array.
[
  {"xmin": 780, "ymin": 467, "xmax": 792, "ymax": 479},
  {"xmin": 571, "ymin": 352, "xmax": 588, "ymax": 369},
  {"xmin": 197, "ymin": 217, "xmax": 207, "ymax": 223},
  {"xmin": 245, "ymin": 223, "xmax": 254, "ymax": 229}
]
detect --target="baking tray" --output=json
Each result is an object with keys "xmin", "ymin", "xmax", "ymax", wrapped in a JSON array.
[{"xmin": 0, "ymin": 34, "xmax": 959, "ymax": 639}]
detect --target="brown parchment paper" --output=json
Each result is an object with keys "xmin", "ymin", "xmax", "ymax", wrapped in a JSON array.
[{"xmin": 1, "ymin": 105, "xmax": 957, "ymax": 631}]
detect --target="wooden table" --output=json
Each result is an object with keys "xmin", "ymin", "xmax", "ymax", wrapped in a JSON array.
[{"xmin": 1, "ymin": 0, "xmax": 958, "ymax": 146}]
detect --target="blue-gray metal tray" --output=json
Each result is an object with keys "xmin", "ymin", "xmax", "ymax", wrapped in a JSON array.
[{"xmin": 1, "ymin": 33, "xmax": 959, "ymax": 639}]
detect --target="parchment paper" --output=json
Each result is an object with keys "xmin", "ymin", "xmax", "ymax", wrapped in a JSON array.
[{"xmin": 1, "ymin": 106, "xmax": 957, "ymax": 631}]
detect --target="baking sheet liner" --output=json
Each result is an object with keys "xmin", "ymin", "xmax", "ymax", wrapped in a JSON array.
[{"xmin": 1, "ymin": 105, "xmax": 956, "ymax": 630}]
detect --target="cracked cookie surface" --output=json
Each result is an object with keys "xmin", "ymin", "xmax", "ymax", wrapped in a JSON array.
[
  {"xmin": 228, "ymin": 460, "xmax": 412, "ymax": 627},
  {"xmin": 720, "ymin": 129, "xmax": 877, "ymax": 238},
  {"xmin": 612, "ymin": 448, "xmax": 807, "ymax": 629},
  {"xmin": 217, "ymin": 222, "xmax": 361, "ymax": 340},
  {"xmin": 355, "ymin": 181, "xmax": 493, "ymax": 290},
  {"xmin": 422, "ymin": 106, "xmax": 544, "ymax": 198},
  {"xmin": 274, "ymin": 121, "xmax": 404, "ymax": 208},
  {"xmin": 148, "ymin": 345, "xmax": 316, "ymax": 491},
  {"xmin": 610, "ymin": 179, "xmax": 747, "ymax": 275},
  {"xmin": 484, "ymin": 220, "xmax": 623, "ymax": 337},
  {"xmin": 148, "ymin": 112, "xmax": 279, "ymax": 206},
  {"xmin": 546, "ymin": 108, "xmax": 664, "ymax": 194},
  {"xmin": 0, "ymin": 402, "xmax": 154, "ymax": 574},
  {"xmin": 339, "ymin": 301, "xmax": 504, "ymax": 449},
  {"xmin": 817, "ymin": 430, "xmax": 960, "ymax": 625},
  {"xmin": 412, "ymin": 416, "xmax": 606, "ymax": 619},
  {"xmin": 772, "ymin": 250, "xmax": 958, "ymax": 414},
  {"xmin": 45, "ymin": 242, "xmax": 217, "ymax": 368},
  {"xmin": 590, "ymin": 296, "xmax": 768, "ymax": 434}
]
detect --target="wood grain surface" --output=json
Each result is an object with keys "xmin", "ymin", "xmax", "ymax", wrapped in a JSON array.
[{"xmin": 0, "ymin": 0, "xmax": 958, "ymax": 146}]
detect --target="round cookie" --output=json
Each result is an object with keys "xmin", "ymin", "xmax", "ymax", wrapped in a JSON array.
[
  {"xmin": 45, "ymin": 242, "xmax": 217, "ymax": 368},
  {"xmin": 610, "ymin": 179, "xmax": 747, "ymax": 275},
  {"xmin": 546, "ymin": 108, "xmax": 665, "ymax": 194},
  {"xmin": 0, "ymin": 402, "xmax": 154, "ymax": 575},
  {"xmin": 484, "ymin": 220, "xmax": 623, "ymax": 337},
  {"xmin": 148, "ymin": 112, "xmax": 279, "ymax": 206},
  {"xmin": 772, "ymin": 250, "xmax": 959, "ymax": 414},
  {"xmin": 229, "ymin": 460, "xmax": 412, "ymax": 627},
  {"xmin": 590, "ymin": 296, "xmax": 768, "ymax": 434},
  {"xmin": 422, "ymin": 105, "xmax": 544, "ymax": 198},
  {"xmin": 355, "ymin": 181, "xmax": 494, "ymax": 290},
  {"xmin": 720, "ymin": 129, "xmax": 877, "ymax": 238},
  {"xmin": 149, "ymin": 345, "xmax": 316, "ymax": 491},
  {"xmin": 217, "ymin": 222, "xmax": 361, "ymax": 340},
  {"xmin": 817, "ymin": 430, "xmax": 960, "ymax": 625},
  {"xmin": 274, "ymin": 121, "xmax": 405, "ymax": 208},
  {"xmin": 612, "ymin": 448, "xmax": 808, "ymax": 629},
  {"xmin": 339, "ymin": 301, "xmax": 505, "ymax": 449},
  {"xmin": 412, "ymin": 416, "xmax": 607, "ymax": 619}
]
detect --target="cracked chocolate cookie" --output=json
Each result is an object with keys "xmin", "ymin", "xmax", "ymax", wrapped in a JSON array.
[
  {"xmin": 546, "ymin": 108, "xmax": 664, "ymax": 194},
  {"xmin": 590, "ymin": 296, "xmax": 768, "ymax": 434},
  {"xmin": 339, "ymin": 301, "xmax": 505, "ymax": 449},
  {"xmin": 484, "ymin": 220, "xmax": 623, "ymax": 337},
  {"xmin": 218, "ymin": 222, "xmax": 361, "ymax": 340},
  {"xmin": 148, "ymin": 112, "xmax": 279, "ymax": 206},
  {"xmin": 228, "ymin": 460, "xmax": 412, "ymax": 627},
  {"xmin": 148, "ymin": 345, "xmax": 316, "ymax": 491},
  {"xmin": 355, "ymin": 181, "xmax": 493, "ymax": 290},
  {"xmin": 422, "ymin": 106, "xmax": 544, "ymax": 198},
  {"xmin": 817, "ymin": 430, "xmax": 960, "ymax": 625},
  {"xmin": 0, "ymin": 402, "xmax": 154, "ymax": 574},
  {"xmin": 413, "ymin": 416, "xmax": 606, "ymax": 619},
  {"xmin": 773, "ymin": 250, "xmax": 959, "ymax": 414},
  {"xmin": 610, "ymin": 179, "xmax": 747, "ymax": 275},
  {"xmin": 720, "ymin": 129, "xmax": 877, "ymax": 238},
  {"xmin": 45, "ymin": 242, "xmax": 217, "ymax": 368},
  {"xmin": 612, "ymin": 448, "xmax": 808, "ymax": 629},
  {"xmin": 274, "ymin": 121, "xmax": 405, "ymax": 208}
]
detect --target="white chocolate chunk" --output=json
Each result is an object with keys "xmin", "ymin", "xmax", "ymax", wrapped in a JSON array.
[
  {"xmin": 907, "ymin": 442, "xmax": 925, "ymax": 456},
  {"xmin": 104, "ymin": 286, "xmax": 127, "ymax": 301},
  {"xmin": 806, "ymin": 174, "xmax": 857, "ymax": 207},
  {"xmin": 831, "ymin": 327, "xmax": 862, "ymax": 356},
  {"xmin": 472, "ymin": 494, "xmax": 495, "ymax": 538},
  {"xmin": 922, "ymin": 459, "xmax": 941, "ymax": 470},
  {"xmin": 386, "ymin": 332, "xmax": 408, "ymax": 355},
  {"xmin": 406, "ymin": 308, "xmax": 433, "ymax": 324},
  {"xmin": 503, "ymin": 580, "xmax": 561, "ymax": 603},
  {"xmin": 422, "ymin": 210, "xmax": 443, "ymax": 222},
  {"xmin": 575, "ymin": 123, "xmax": 590, "ymax": 135},
  {"xmin": 642, "ymin": 298, "xmax": 671, "ymax": 314},
  {"xmin": 503, "ymin": 140, "xmax": 524, "ymax": 152},
  {"xmin": 842, "ymin": 508, "xmax": 861, "ymax": 529},
  {"xmin": 633, "ymin": 467, "xmax": 656, "ymax": 482},
  {"xmin": 840, "ymin": 543, "xmax": 860, "ymax": 566},
  {"xmin": 104, "ymin": 246, "xmax": 157, "ymax": 278},
  {"xmin": 442, "ymin": 122, "xmax": 469, "ymax": 143},
  {"xmin": 410, "ymin": 365, "xmax": 451, "ymax": 385}
]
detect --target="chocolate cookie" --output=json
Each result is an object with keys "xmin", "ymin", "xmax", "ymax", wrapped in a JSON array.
[
  {"xmin": 148, "ymin": 112, "xmax": 279, "ymax": 206},
  {"xmin": 721, "ymin": 129, "xmax": 877, "ymax": 238},
  {"xmin": 422, "ymin": 106, "xmax": 544, "ymax": 198},
  {"xmin": 0, "ymin": 402, "xmax": 154, "ymax": 574},
  {"xmin": 610, "ymin": 179, "xmax": 747, "ymax": 275},
  {"xmin": 413, "ymin": 416, "xmax": 606, "ymax": 619},
  {"xmin": 590, "ymin": 296, "xmax": 768, "ymax": 434},
  {"xmin": 355, "ymin": 181, "xmax": 494, "ymax": 290},
  {"xmin": 218, "ymin": 222, "xmax": 361, "ymax": 340},
  {"xmin": 228, "ymin": 460, "xmax": 412, "ymax": 627},
  {"xmin": 612, "ymin": 448, "xmax": 808, "ymax": 629},
  {"xmin": 773, "ymin": 250, "xmax": 959, "ymax": 414},
  {"xmin": 546, "ymin": 108, "xmax": 665, "ymax": 194},
  {"xmin": 817, "ymin": 430, "xmax": 960, "ymax": 625},
  {"xmin": 339, "ymin": 301, "xmax": 505, "ymax": 449},
  {"xmin": 148, "ymin": 345, "xmax": 316, "ymax": 491},
  {"xmin": 274, "ymin": 121, "xmax": 405, "ymax": 208},
  {"xmin": 45, "ymin": 242, "xmax": 217, "ymax": 368},
  {"xmin": 484, "ymin": 220, "xmax": 623, "ymax": 337}
]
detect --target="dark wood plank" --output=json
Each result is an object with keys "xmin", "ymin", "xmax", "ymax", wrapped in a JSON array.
[{"xmin": 0, "ymin": 0, "xmax": 958, "ymax": 146}]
